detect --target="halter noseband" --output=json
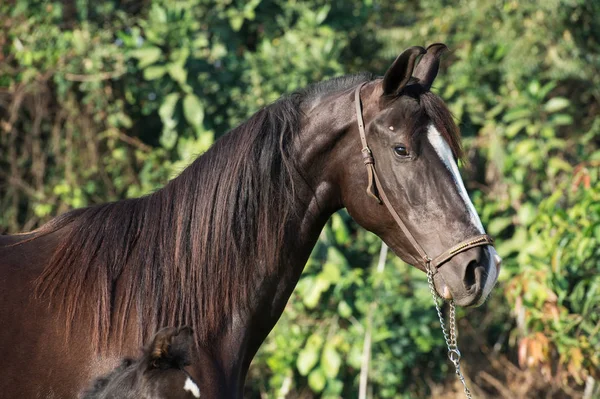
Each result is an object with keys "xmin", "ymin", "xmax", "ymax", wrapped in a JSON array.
[{"xmin": 354, "ymin": 82, "xmax": 494, "ymax": 275}]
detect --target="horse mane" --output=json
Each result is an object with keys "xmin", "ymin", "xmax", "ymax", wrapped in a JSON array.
[
  {"xmin": 420, "ymin": 91, "xmax": 463, "ymax": 160},
  {"xmin": 30, "ymin": 73, "xmax": 373, "ymax": 350}
]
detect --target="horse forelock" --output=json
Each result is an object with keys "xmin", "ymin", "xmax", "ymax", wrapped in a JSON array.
[{"xmin": 417, "ymin": 90, "xmax": 463, "ymax": 161}]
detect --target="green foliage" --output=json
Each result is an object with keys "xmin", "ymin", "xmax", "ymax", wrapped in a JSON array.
[
  {"xmin": 1, "ymin": 0, "xmax": 598, "ymax": 397},
  {"xmin": 507, "ymin": 177, "xmax": 600, "ymax": 383}
]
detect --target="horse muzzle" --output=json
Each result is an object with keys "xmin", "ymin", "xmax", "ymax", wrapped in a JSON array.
[{"xmin": 433, "ymin": 246, "xmax": 502, "ymax": 307}]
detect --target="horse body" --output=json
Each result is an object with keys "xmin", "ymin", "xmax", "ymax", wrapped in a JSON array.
[{"xmin": 0, "ymin": 45, "xmax": 501, "ymax": 398}]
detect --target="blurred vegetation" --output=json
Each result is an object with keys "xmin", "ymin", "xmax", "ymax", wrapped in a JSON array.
[{"xmin": 1, "ymin": 0, "xmax": 599, "ymax": 397}]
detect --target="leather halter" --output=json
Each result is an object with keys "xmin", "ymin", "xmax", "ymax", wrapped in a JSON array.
[{"xmin": 354, "ymin": 82, "xmax": 494, "ymax": 275}]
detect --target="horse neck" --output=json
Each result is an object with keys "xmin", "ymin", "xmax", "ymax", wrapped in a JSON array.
[{"xmin": 215, "ymin": 90, "xmax": 356, "ymax": 393}]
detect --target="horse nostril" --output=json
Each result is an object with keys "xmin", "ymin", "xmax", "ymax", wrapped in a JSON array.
[{"xmin": 463, "ymin": 259, "xmax": 479, "ymax": 291}]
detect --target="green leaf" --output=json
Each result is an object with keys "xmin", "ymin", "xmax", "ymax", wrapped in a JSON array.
[
  {"xmin": 315, "ymin": 5, "xmax": 331, "ymax": 24},
  {"xmin": 193, "ymin": 34, "xmax": 209, "ymax": 49},
  {"xmin": 544, "ymin": 97, "xmax": 570, "ymax": 113},
  {"xmin": 308, "ymin": 368, "xmax": 326, "ymax": 392},
  {"xmin": 168, "ymin": 63, "xmax": 187, "ymax": 84},
  {"xmin": 159, "ymin": 93, "xmax": 180, "ymax": 150},
  {"xmin": 538, "ymin": 81, "xmax": 557, "ymax": 99},
  {"xmin": 229, "ymin": 14, "xmax": 244, "ymax": 31},
  {"xmin": 321, "ymin": 262, "xmax": 341, "ymax": 283},
  {"xmin": 297, "ymin": 348, "xmax": 318, "ymax": 376},
  {"xmin": 321, "ymin": 343, "xmax": 341, "ymax": 378},
  {"xmin": 337, "ymin": 301, "xmax": 352, "ymax": 318},
  {"xmin": 518, "ymin": 202, "xmax": 537, "ymax": 226},
  {"xmin": 506, "ymin": 119, "xmax": 530, "ymax": 138},
  {"xmin": 593, "ymin": 224, "xmax": 600, "ymax": 241},
  {"xmin": 297, "ymin": 334, "xmax": 323, "ymax": 376},
  {"xmin": 331, "ymin": 213, "xmax": 349, "ymax": 244},
  {"xmin": 149, "ymin": 4, "xmax": 167, "ymax": 24},
  {"xmin": 548, "ymin": 157, "xmax": 572, "ymax": 176},
  {"xmin": 528, "ymin": 80, "xmax": 540, "ymax": 96},
  {"xmin": 183, "ymin": 94, "xmax": 204, "ymax": 131},
  {"xmin": 34, "ymin": 203, "xmax": 53, "ymax": 218},
  {"xmin": 160, "ymin": 127, "xmax": 178, "ymax": 150},
  {"xmin": 158, "ymin": 93, "xmax": 180, "ymax": 126},
  {"xmin": 170, "ymin": 47, "xmax": 190, "ymax": 66},
  {"xmin": 326, "ymin": 246, "xmax": 349, "ymax": 269},
  {"xmin": 129, "ymin": 46, "xmax": 162, "ymax": 68},
  {"xmin": 487, "ymin": 217, "xmax": 513, "ymax": 236},
  {"xmin": 503, "ymin": 108, "xmax": 531, "ymax": 123},
  {"xmin": 143, "ymin": 65, "xmax": 166, "ymax": 80},
  {"xmin": 303, "ymin": 276, "xmax": 330, "ymax": 309},
  {"xmin": 551, "ymin": 114, "xmax": 573, "ymax": 126}
]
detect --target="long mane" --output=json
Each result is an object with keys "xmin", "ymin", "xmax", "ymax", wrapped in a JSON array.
[{"xmin": 30, "ymin": 73, "xmax": 373, "ymax": 349}]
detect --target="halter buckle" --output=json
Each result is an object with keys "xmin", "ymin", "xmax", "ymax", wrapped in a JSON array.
[{"xmin": 361, "ymin": 147, "xmax": 374, "ymax": 165}]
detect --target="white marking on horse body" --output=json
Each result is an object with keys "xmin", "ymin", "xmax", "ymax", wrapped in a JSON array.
[
  {"xmin": 388, "ymin": 125, "xmax": 394, "ymax": 131},
  {"xmin": 427, "ymin": 125, "xmax": 485, "ymax": 233},
  {"xmin": 184, "ymin": 377, "xmax": 200, "ymax": 398}
]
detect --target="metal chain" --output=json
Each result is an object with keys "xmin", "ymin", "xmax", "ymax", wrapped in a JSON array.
[{"xmin": 427, "ymin": 264, "xmax": 473, "ymax": 399}]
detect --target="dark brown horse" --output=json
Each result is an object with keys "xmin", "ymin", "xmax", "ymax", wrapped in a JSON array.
[{"xmin": 0, "ymin": 44, "xmax": 501, "ymax": 398}]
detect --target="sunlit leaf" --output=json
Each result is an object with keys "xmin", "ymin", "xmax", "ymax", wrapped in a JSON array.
[
  {"xmin": 129, "ymin": 46, "xmax": 162, "ymax": 68},
  {"xmin": 158, "ymin": 93, "xmax": 180, "ymax": 125},
  {"xmin": 503, "ymin": 108, "xmax": 531, "ymax": 123},
  {"xmin": 321, "ymin": 343, "xmax": 341, "ymax": 378},
  {"xmin": 506, "ymin": 119, "xmax": 530, "ymax": 138},
  {"xmin": 297, "ymin": 347, "xmax": 319, "ymax": 376},
  {"xmin": 308, "ymin": 368, "xmax": 326, "ymax": 392},
  {"xmin": 183, "ymin": 93, "xmax": 204, "ymax": 131},
  {"xmin": 297, "ymin": 334, "xmax": 323, "ymax": 376},
  {"xmin": 551, "ymin": 114, "xmax": 573, "ymax": 126},
  {"xmin": 168, "ymin": 63, "xmax": 187, "ymax": 84},
  {"xmin": 544, "ymin": 97, "xmax": 570, "ymax": 113},
  {"xmin": 487, "ymin": 217, "xmax": 513, "ymax": 236},
  {"xmin": 143, "ymin": 65, "xmax": 166, "ymax": 80}
]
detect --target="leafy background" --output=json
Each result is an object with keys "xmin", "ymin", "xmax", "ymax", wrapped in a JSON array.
[{"xmin": 1, "ymin": 0, "xmax": 598, "ymax": 397}]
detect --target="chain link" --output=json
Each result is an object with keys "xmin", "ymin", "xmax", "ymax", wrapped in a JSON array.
[{"xmin": 427, "ymin": 263, "xmax": 473, "ymax": 399}]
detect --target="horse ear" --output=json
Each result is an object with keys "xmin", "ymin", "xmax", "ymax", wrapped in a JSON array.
[
  {"xmin": 382, "ymin": 46, "xmax": 426, "ymax": 96},
  {"xmin": 167, "ymin": 326, "xmax": 194, "ymax": 367},
  {"xmin": 413, "ymin": 43, "xmax": 449, "ymax": 91},
  {"xmin": 148, "ymin": 326, "xmax": 194, "ymax": 368}
]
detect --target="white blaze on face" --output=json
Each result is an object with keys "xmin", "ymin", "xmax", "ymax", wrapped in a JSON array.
[
  {"xmin": 427, "ymin": 124, "xmax": 499, "ymax": 304},
  {"xmin": 426, "ymin": 125, "xmax": 485, "ymax": 233},
  {"xmin": 184, "ymin": 377, "xmax": 200, "ymax": 398}
]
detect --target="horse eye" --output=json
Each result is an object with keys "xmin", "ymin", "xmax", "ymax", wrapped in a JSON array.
[{"xmin": 393, "ymin": 145, "xmax": 409, "ymax": 157}]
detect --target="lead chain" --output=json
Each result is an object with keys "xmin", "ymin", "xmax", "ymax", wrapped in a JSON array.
[{"xmin": 427, "ymin": 264, "xmax": 473, "ymax": 399}]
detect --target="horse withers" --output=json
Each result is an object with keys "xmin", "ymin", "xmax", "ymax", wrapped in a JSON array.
[
  {"xmin": 0, "ymin": 43, "xmax": 501, "ymax": 398},
  {"xmin": 82, "ymin": 326, "xmax": 200, "ymax": 399}
]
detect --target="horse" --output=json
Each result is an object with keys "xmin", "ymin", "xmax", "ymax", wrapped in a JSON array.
[
  {"xmin": 0, "ymin": 44, "xmax": 501, "ymax": 398},
  {"xmin": 81, "ymin": 326, "xmax": 200, "ymax": 399}
]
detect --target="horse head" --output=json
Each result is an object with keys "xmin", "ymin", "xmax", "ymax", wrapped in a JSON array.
[{"xmin": 339, "ymin": 44, "xmax": 501, "ymax": 306}]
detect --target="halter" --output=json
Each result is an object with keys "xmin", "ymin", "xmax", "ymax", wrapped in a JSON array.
[{"xmin": 353, "ymin": 82, "xmax": 494, "ymax": 276}]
